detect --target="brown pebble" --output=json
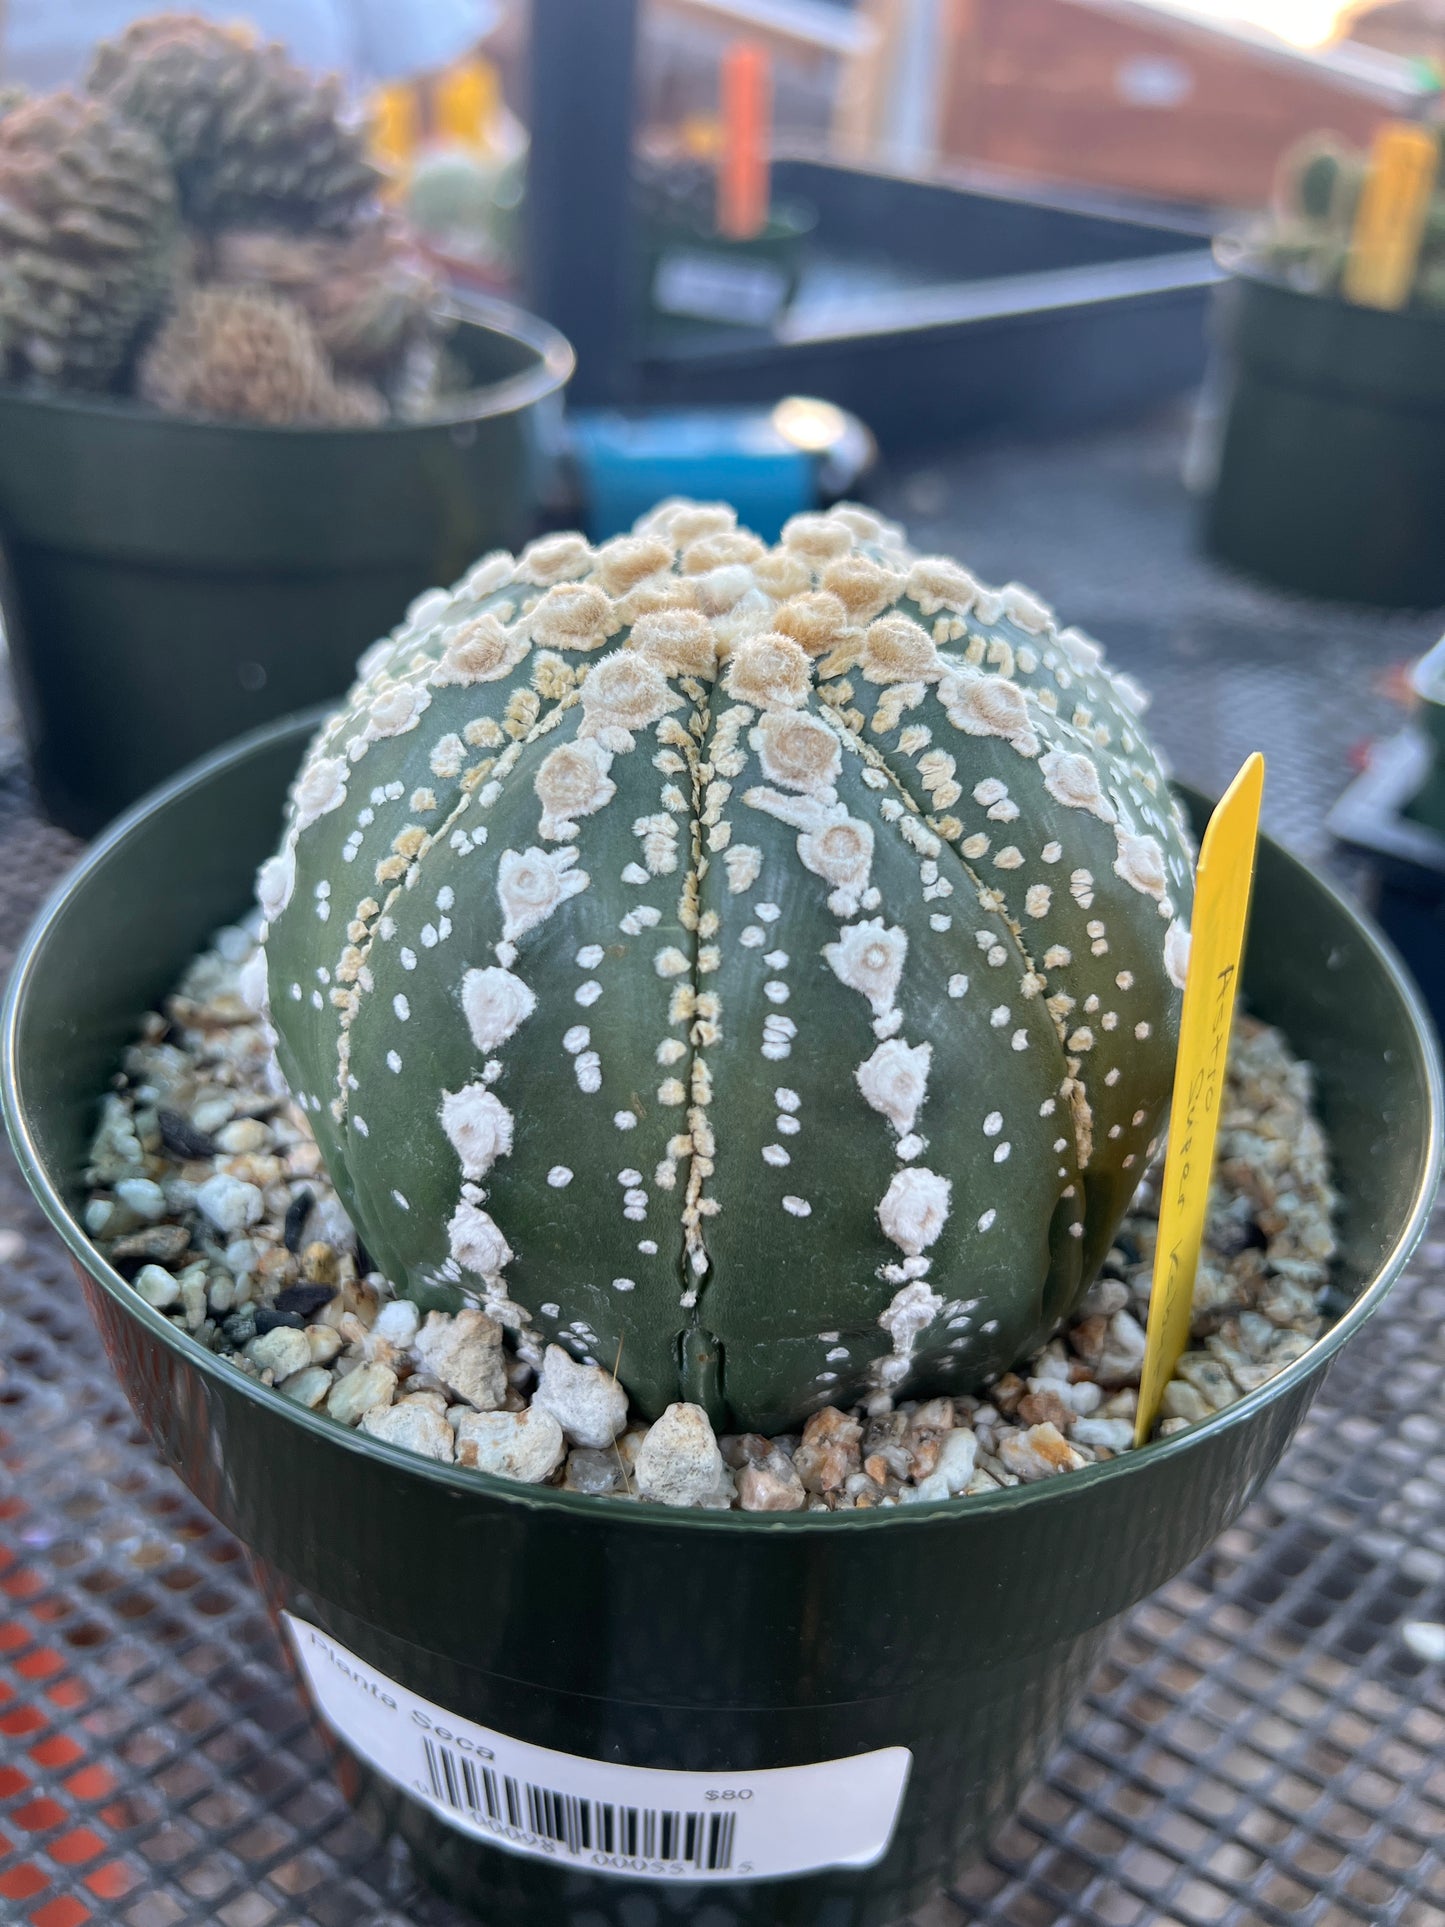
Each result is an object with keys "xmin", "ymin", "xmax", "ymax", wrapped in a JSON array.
[
  {"xmin": 991, "ymin": 1372, "xmax": 1026, "ymax": 1416},
  {"xmin": 907, "ymin": 1397, "xmax": 955, "ymax": 1435},
  {"xmin": 1017, "ymin": 1389, "xmax": 1073, "ymax": 1431},
  {"xmin": 801, "ymin": 1405, "xmax": 863, "ymax": 1451},
  {"xmin": 302, "ymin": 1241, "xmax": 340, "ymax": 1287},
  {"xmin": 737, "ymin": 1461, "xmax": 806, "ymax": 1511},
  {"xmin": 110, "ymin": 1223, "xmax": 190, "ymax": 1264}
]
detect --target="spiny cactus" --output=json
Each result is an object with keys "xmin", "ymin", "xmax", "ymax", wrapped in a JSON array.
[
  {"xmin": 137, "ymin": 284, "xmax": 383, "ymax": 424},
  {"xmin": 206, "ymin": 222, "xmax": 443, "ymax": 380},
  {"xmin": 88, "ymin": 12, "xmax": 378, "ymax": 234},
  {"xmin": 0, "ymin": 92, "xmax": 178, "ymax": 389},
  {"xmin": 256, "ymin": 503, "xmax": 1194, "ymax": 1435}
]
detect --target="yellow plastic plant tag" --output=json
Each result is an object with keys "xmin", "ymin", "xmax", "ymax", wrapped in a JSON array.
[
  {"xmin": 1135, "ymin": 754, "xmax": 1265, "ymax": 1448},
  {"xmin": 1343, "ymin": 121, "xmax": 1438, "ymax": 311}
]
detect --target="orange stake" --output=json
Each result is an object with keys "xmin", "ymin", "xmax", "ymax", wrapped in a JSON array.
[{"xmin": 718, "ymin": 41, "xmax": 770, "ymax": 241}]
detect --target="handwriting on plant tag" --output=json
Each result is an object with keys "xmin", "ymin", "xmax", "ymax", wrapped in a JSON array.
[{"xmin": 1135, "ymin": 755, "xmax": 1264, "ymax": 1447}]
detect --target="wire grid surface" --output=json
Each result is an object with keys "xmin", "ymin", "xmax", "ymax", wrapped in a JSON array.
[{"xmin": 2, "ymin": 410, "xmax": 1444, "ymax": 1927}]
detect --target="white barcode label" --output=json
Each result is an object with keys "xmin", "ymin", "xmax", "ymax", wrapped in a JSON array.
[{"xmin": 284, "ymin": 1613, "xmax": 910, "ymax": 1882}]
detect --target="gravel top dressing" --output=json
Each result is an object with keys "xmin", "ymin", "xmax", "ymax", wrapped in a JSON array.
[{"xmin": 81, "ymin": 919, "xmax": 1337, "ymax": 1511}]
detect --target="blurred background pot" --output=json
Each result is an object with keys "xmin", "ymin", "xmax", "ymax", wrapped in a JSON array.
[
  {"xmin": 0, "ymin": 302, "xmax": 572, "ymax": 838},
  {"xmin": 1199, "ymin": 251, "xmax": 1445, "ymax": 608},
  {"xmin": 2, "ymin": 716, "xmax": 1439, "ymax": 1927}
]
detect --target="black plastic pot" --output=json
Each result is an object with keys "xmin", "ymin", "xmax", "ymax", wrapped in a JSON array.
[
  {"xmin": 1201, "ymin": 252, "xmax": 1445, "ymax": 608},
  {"xmin": 4, "ymin": 715, "xmax": 1440, "ymax": 1927},
  {"xmin": 0, "ymin": 301, "xmax": 573, "ymax": 837}
]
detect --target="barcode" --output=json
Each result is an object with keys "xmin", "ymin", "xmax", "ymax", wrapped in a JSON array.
[{"xmin": 422, "ymin": 1738, "xmax": 738, "ymax": 1870}]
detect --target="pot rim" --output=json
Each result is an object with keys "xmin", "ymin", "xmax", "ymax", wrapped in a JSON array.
[
  {"xmin": 5, "ymin": 713, "xmax": 1441, "ymax": 1535},
  {"xmin": 0, "ymin": 296, "xmax": 575, "ymax": 434},
  {"xmin": 1212, "ymin": 236, "xmax": 1445, "ymax": 327}
]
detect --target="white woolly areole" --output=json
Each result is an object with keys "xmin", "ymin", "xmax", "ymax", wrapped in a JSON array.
[
  {"xmin": 724, "ymin": 632, "xmax": 811, "ymax": 709},
  {"xmin": 877, "ymin": 1167, "xmax": 952, "ymax": 1256},
  {"xmin": 447, "ymin": 1197, "xmax": 513, "ymax": 1278},
  {"xmin": 1114, "ymin": 829, "xmax": 1168, "ymax": 899},
  {"xmin": 859, "ymin": 614, "xmax": 941, "ymax": 685},
  {"xmin": 460, "ymin": 966, "xmax": 536, "ymax": 1052},
  {"xmin": 856, "ymin": 1038, "xmax": 932, "ymax": 1136},
  {"xmin": 534, "ymin": 738, "xmax": 616, "ymax": 839},
  {"xmin": 753, "ymin": 710, "xmax": 841, "ymax": 794},
  {"xmin": 824, "ymin": 919, "xmax": 907, "ymax": 1016},
  {"xmin": 905, "ymin": 556, "xmax": 978, "ymax": 616},
  {"xmin": 293, "ymin": 756, "xmax": 348, "ymax": 831},
  {"xmin": 432, "ymin": 613, "xmax": 529, "ymax": 686},
  {"xmin": 440, "ymin": 1085, "xmax": 514, "ymax": 1179},
  {"xmin": 365, "ymin": 680, "xmax": 431, "ymax": 740},
  {"xmin": 497, "ymin": 846, "xmax": 589, "ymax": 943},
  {"xmin": 939, "ymin": 671, "xmax": 1040, "ymax": 756},
  {"xmin": 257, "ymin": 844, "xmax": 296, "ymax": 923},
  {"xmin": 797, "ymin": 813, "xmax": 874, "ymax": 912},
  {"xmin": 876, "ymin": 1280, "xmax": 945, "ymax": 1389},
  {"xmin": 580, "ymin": 651, "xmax": 681, "ymax": 745},
  {"xmin": 460, "ymin": 550, "xmax": 514, "ymax": 599},
  {"xmin": 1164, "ymin": 918, "xmax": 1192, "ymax": 990},
  {"xmin": 1039, "ymin": 748, "xmax": 1116, "ymax": 822}
]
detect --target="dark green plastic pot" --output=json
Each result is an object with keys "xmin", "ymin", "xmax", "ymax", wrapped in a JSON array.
[
  {"xmin": 0, "ymin": 300, "xmax": 572, "ymax": 838},
  {"xmin": 1201, "ymin": 252, "xmax": 1445, "ymax": 608},
  {"xmin": 3, "ymin": 715, "xmax": 1440, "ymax": 1926}
]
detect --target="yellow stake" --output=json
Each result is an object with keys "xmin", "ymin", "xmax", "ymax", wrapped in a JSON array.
[
  {"xmin": 1135, "ymin": 754, "xmax": 1265, "ymax": 1448},
  {"xmin": 1343, "ymin": 121, "xmax": 1439, "ymax": 312}
]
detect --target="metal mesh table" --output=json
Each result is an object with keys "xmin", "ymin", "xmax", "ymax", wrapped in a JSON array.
[{"xmin": 2, "ymin": 408, "xmax": 1444, "ymax": 1927}]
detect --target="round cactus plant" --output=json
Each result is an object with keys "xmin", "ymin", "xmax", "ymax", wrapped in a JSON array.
[{"xmin": 257, "ymin": 503, "xmax": 1194, "ymax": 1435}]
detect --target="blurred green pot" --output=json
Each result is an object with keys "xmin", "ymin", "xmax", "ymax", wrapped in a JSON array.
[
  {"xmin": 1201, "ymin": 251, "xmax": 1445, "ymax": 608},
  {"xmin": 0, "ymin": 301, "xmax": 572, "ymax": 837},
  {"xmin": 3, "ymin": 715, "xmax": 1439, "ymax": 1926}
]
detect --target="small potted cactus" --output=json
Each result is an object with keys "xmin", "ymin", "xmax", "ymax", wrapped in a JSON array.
[
  {"xmin": 0, "ymin": 13, "xmax": 572, "ymax": 835},
  {"xmin": 5, "ymin": 500, "xmax": 1440, "ymax": 1925},
  {"xmin": 1200, "ymin": 126, "xmax": 1445, "ymax": 608}
]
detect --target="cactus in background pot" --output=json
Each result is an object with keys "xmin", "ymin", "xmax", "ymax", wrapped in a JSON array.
[
  {"xmin": 205, "ymin": 222, "xmax": 442, "ymax": 380},
  {"xmin": 138, "ymin": 284, "xmax": 384, "ymax": 424},
  {"xmin": 87, "ymin": 12, "xmax": 378, "ymax": 234},
  {"xmin": 0, "ymin": 92, "xmax": 178, "ymax": 389},
  {"xmin": 256, "ymin": 502, "xmax": 1194, "ymax": 1435}
]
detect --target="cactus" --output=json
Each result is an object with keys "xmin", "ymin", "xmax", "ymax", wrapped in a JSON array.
[
  {"xmin": 257, "ymin": 503, "xmax": 1194, "ymax": 1435},
  {"xmin": 88, "ymin": 13, "xmax": 378, "ymax": 234},
  {"xmin": 205, "ymin": 221, "xmax": 443, "ymax": 381},
  {"xmin": 0, "ymin": 92, "xmax": 178, "ymax": 389},
  {"xmin": 137, "ymin": 284, "xmax": 383, "ymax": 424},
  {"xmin": 1273, "ymin": 132, "xmax": 1361, "ymax": 230}
]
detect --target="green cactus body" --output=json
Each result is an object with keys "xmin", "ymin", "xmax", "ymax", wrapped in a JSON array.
[{"xmin": 259, "ymin": 504, "xmax": 1194, "ymax": 1435}]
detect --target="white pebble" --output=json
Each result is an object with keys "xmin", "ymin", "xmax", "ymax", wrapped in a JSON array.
[
  {"xmin": 532, "ymin": 1344, "xmax": 628, "ymax": 1449},
  {"xmin": 902, "ymin": 1428, "xmax": 978, "ymax": 1503},
  {"xmin": 635, "ymin": 1403, "xmax": 729, "ymax": 1509},
  {"xmin": 280, "ymin": 1365, "xmax": 332, "ymax": 1409},
  {"xmin": 115, "ymin": 1178, "xmax": 167, "ymax": 1222},
  {"xmin": 133, "ymin": 1264, "xmax": 180, "ymax": 1309},
  {"xmin": 455, "ymin": 1407, "xmax": 565, "ymax": 1483},
  {"xmin": 195, "ymin": 1173, "xmax": 264, "ymax": 1234},
  {"xmin": 327, "ymin": 1362, "xmax": 399, "ymax": 1426},
  {"xmin": 247, "ymin": 1327, "xmax": 312, "ymax": 1379},
  {"xmin": 372, "ymin": 1299, "xmax": 421, "ymax": 1347},
  {"xmin": 1070, "ymin": 1417, "xmax": 1134, "ymax": 1452},
  {"xmin": 362, "ymin": 1399, "xmax": 456, "ymax": 1462}
]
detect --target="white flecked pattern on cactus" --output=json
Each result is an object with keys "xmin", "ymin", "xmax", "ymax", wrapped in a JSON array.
[{"xmin": 259, "ymin": 502, "xmax": 1194, "ymax": 1433}]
